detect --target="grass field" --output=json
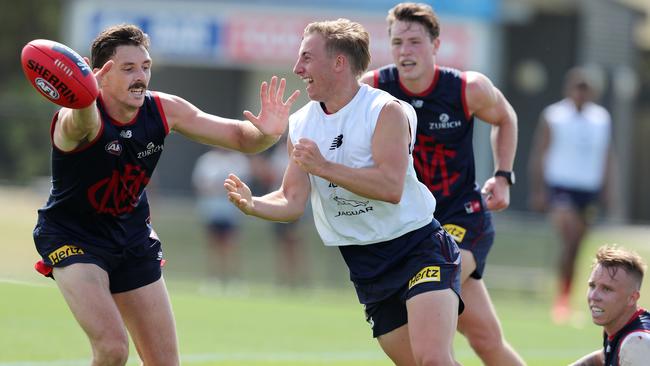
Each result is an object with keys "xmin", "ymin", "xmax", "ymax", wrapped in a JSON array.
[{"xmin": 1, "ymin": 186, "xmax": 649, "ymax": 365}]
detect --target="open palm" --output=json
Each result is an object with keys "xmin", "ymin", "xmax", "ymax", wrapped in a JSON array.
[{"xmin": 243, "ymin": 76, "xmax": 300, "ymax": 136}]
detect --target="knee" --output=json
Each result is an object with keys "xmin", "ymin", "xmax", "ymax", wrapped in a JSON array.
[
  {"xmin": 466, "ymin": 327, "xmax": 505, "ymax": 356},
  {"xmin": 92, "ymin": 337, "xmax": 129, "ymax": 366},
  {"xmin": 414, "ymin": 351, "xmax": 455, "ymax": 366}
]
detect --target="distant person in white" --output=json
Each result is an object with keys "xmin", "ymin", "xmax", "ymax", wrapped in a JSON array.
[
  {"xmin": 570, "ymin": 244, "xmax": 650, "ymax": 366},
  {"xmin": 192, "ymin": 148, "xmax": 251, "ymax": 282},
  {"xmin": 224, "ymin": 18, "xmax": 463, "ymax": 365},
  {"xmin": 529, "ymin": 66, "xmax": 614, "ymax": 324}
]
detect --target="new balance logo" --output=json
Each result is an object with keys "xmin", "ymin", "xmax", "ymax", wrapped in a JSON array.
[{"xmin": 329, "ymin": 134, "xmax": 343, "ymax": 150}]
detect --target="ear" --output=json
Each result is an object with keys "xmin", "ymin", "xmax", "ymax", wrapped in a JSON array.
[
  {"xmin": 629, "ymin": 289, "xmax": 641, "ymax": 306},
  {"xmin": 432, "ymin": 38, "xmax": 441, "ymax": 56},
  {"xmin": 334, "ymin": 54, "xmax": 346, "ymax": 72}
]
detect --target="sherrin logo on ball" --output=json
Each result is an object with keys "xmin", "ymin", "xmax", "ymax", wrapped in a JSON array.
[{"xmin": 20, "ymin": 39, "xmax": 98, "ymax": 109}]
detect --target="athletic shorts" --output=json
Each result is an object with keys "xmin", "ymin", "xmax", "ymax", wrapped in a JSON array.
[
  {"xmin": 206, "ymin": 219, "xmax": 237, "ymax": 236},
  {"xmin": 441, "ymin": 210, "xmax": 495, "ymax": 279},
  {"xmin": 339, "ymin": 221, "xmax": 463, "ymax": 338},
  {"xmin": 33, "ymin": 219, "xmax": 164, "ymax": 294},
  {"xmin": 548, "ymin": 186, "xmax": 600, "ymax": 213}
]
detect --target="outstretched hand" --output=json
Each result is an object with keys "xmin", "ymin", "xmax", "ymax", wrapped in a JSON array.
[
  {"xmin": 86, "ymin": 57, "xmax": 113, "ymax": 93},
  {"xmin": 224, "ymin": 174, "xmax": 254, "ymax": 215},
  {"xmin": 243, "ymin": 76, "xmax": 300, "ymax": 136}
]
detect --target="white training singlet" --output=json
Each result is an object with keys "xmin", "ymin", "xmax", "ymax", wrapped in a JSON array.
[
  {"xmin": 542, "ymin": 98, "xmax": 611, "ymax": 191},
  {"xmin": 288, "ymin": 84, "xmax": 436, "ymax": 246}
]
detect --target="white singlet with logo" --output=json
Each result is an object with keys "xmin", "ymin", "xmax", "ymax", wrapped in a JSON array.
[
  {"xmin": 288, "ymin": 84, "xmax": 436, "ymax": 246},
  {"xmin": 542, "ymin": 98, "xmax": 611, "ymax": 191}
]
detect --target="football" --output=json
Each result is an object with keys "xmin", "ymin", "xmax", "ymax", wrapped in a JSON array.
[{"xmin": 21, "ymin": 39, "xmax": 98, "ymax": 109}]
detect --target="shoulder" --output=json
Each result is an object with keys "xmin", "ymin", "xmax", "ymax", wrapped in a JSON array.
[
  {"xmin": 289, "ymin": 101, "xmax": 318, "ymax": 127},
  {"xmin": 464, "ymin": 71, "xmax": 496, "ymax": 95},
  {"xmin": 619, "ymin": 331, "xmax": 650, "ymax": 366},
  {"xmin": 585, "ymin": 102, "xmax": 612, "ymax": 123},
  {"xmin": 360, "ymin": 70, "xmax": 377, "ymax": 87}
]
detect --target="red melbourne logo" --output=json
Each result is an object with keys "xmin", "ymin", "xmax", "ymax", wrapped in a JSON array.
[
  {"xmin": 413, "ymin": 134, "xmax": 459, "ymax": 197},
  {"xmin": 87, "ymin": 164, "xmax": 150, "ymax": 215}
]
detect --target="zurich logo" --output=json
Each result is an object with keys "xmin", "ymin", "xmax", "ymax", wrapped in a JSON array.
[{"xmin": 439, "ymin": 113, "xmax": 450, "ymax": 123}]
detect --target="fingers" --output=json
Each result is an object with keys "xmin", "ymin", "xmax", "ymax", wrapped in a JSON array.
[
  {"xmin": 285, "ymin": 89, "xmax": 301, "ymax": 106},
  {"xmin": 268, "ymin": 76, "xmax": 278, "ymax": 103},
  {"xmin": 275, "ymin": 77, "xmax": 285, "ymax": 103},
  {"xmin": 242, "ymin": 110, "xmax": 259, "ymax": 124},
  {"xmin": 259, "ymin": 81, "xmax": 268, "ymax": 105}
]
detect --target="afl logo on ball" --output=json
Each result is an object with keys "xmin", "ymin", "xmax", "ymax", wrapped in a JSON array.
[
  {"xmin": 35, "ymin": 77, "xmax": 60, "ymax": 100},
  {"xmin": 105, "ymin": 140, "xmax": 123, "ymax": 156}
]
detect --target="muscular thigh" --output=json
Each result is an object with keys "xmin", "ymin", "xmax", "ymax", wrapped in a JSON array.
[
  {"xmin": 53, "ymin": 263, "xmax": 127, "ymax": 341},
  {"xmin": 114, "ymin": 277, "xmax": 178, "ymax": 364}
]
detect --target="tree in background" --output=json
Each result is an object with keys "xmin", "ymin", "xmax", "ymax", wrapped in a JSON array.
[{"xmin": 0, "ymin": 0, "xmax": 63, "ymax": 183}]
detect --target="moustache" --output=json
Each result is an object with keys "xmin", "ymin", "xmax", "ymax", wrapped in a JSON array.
[{"xmin": 128, "ymin": 82, "xmax": 147, "ymax": 89}]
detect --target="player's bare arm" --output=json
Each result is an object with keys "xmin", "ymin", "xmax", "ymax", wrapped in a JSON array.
[
  {"xmin": 162, "ymin": 76, "xmax": 300, "ymax": 153},
  {"xmin": 465, "ymin": 71, "xmax": 517, "ymax": 211},
  {"xmin": 292, "ymin": 101, "xmax": 409, "ymax": 204},
  {"xmin": 225, "ymin": 139, "xmax": 311, "ymax": 221},
  {"xmin": 53, "ymin": 60, "xmax": 114, "ymax": 152}
]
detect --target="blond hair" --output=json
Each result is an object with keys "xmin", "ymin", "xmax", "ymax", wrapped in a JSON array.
[{"xmin": 303, "ymin": 18, "xmax": 370, "ymax": 77}]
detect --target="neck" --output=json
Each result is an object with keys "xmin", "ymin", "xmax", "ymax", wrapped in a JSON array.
[
  {"xmin": 322, "ymin": 79, "xmax": 361, "ymax": 114},
  {"xmin": 400, "ymin": 65, "xmax": 436, "ymax": 95},
  {"xmin": 605, "ymin": 307, "xmax": 639, "ymax": 337},
  {"xmin": 100, "ymin": 92, "xmax": 140, "ymax": 124}
]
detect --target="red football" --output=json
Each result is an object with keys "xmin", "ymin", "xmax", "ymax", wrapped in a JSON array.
[{"xmin": 21, "ymin": 39, "xmax": 98, "ymax": 109}]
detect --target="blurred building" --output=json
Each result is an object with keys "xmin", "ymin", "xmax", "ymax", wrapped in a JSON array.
[{"xmin": 61, "ymin": 0, "xmax": 649, "ymax": 221}]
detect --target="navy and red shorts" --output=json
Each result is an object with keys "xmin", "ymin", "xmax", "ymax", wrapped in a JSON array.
[
  {"xmin": 441, "ymin": 210, "xmax": 495, "ymax": 280},
  {"xmin": 339, "ymin": 221, "xmax": 463, "ymax": 338},
  {"xmin": 33, "ymin": 216, "xmax": 164, "ymax": 294}
]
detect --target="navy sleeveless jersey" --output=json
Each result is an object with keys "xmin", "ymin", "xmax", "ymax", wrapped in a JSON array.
[
  {"xmin": 37, "ymin": 91, "xmax": 169, "ymax": 249},
  {"xmin": 374, "ymin": 65, "xmax": 482, "ymax": 221},
  {"xmin": 603, "ymin": 309, "xmax": 650, "ymax": 366}
]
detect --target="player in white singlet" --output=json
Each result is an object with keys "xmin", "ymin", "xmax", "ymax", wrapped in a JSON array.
[{"xmin": 225, "ymin": 19, "xmax": 463, "ymax": 366}]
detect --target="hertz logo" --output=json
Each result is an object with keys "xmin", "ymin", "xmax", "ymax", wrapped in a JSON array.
[
  {"xmin": 48, "ymin": 245, "xmax": 84, "ymax": 265},
  {"xmin": 442, "ymin": 224, "xmax": 466, "ymax": 243},
  {"xmin": 408, "ymin": 266, "xmax": 440, "ymax": 289}
]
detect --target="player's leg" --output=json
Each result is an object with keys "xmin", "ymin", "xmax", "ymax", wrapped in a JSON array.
[
  {"xmin": 113, "ymin": 276, "xmax": 179, "ymax": 366},
  {"xmin": 550, "ymin": 205, "xmax": 587, "ymax": 322},
  {"xmin": 407, "ymin": 289, "xmax": 459, "ymax": 366},
  {"xmin": 54, "ymin": 263, "xmax": 130, "ymax": 366},
  {"xmin": 377, "ymin": 324, "xmax": 417, "ymax": 365},
  {"xmin": 457, "ymin": 276, "xmax": 526, "ymax": 366}
]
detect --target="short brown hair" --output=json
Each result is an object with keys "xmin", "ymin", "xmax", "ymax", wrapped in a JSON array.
[
  {"xmin": 594, "ymin": 244, "xmax": 646, "ymax": 289},
  {"xmin": 91, "ymin": 24, "xmax": 150, "ymax": 69},
  {"xmin": 387, "ymin": 2, "xmax": 440, "ymax": 40},
  {"xmin": 303, "ymin": 18, "xmax": 370, "ymax": 77}
]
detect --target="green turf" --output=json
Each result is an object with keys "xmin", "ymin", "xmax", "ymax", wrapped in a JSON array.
[{"xmin": 1, "ymin": 186, "xmax": 649, "ymax": 365}]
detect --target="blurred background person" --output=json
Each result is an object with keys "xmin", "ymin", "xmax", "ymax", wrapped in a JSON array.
[
  {"xmin": 570, "ymin": 244, "xmax": 650, "ymax": 366},
  {"xmin": 248, "ymin": 136, "xmax": 309, "ymax": 288},
  {"xmin": 529, "ymin": 66, "xmax": 615, "ymax": 324},
  {"xmin": 192, "ymin": 147, "xmax": 252, "ymax": 287}
]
